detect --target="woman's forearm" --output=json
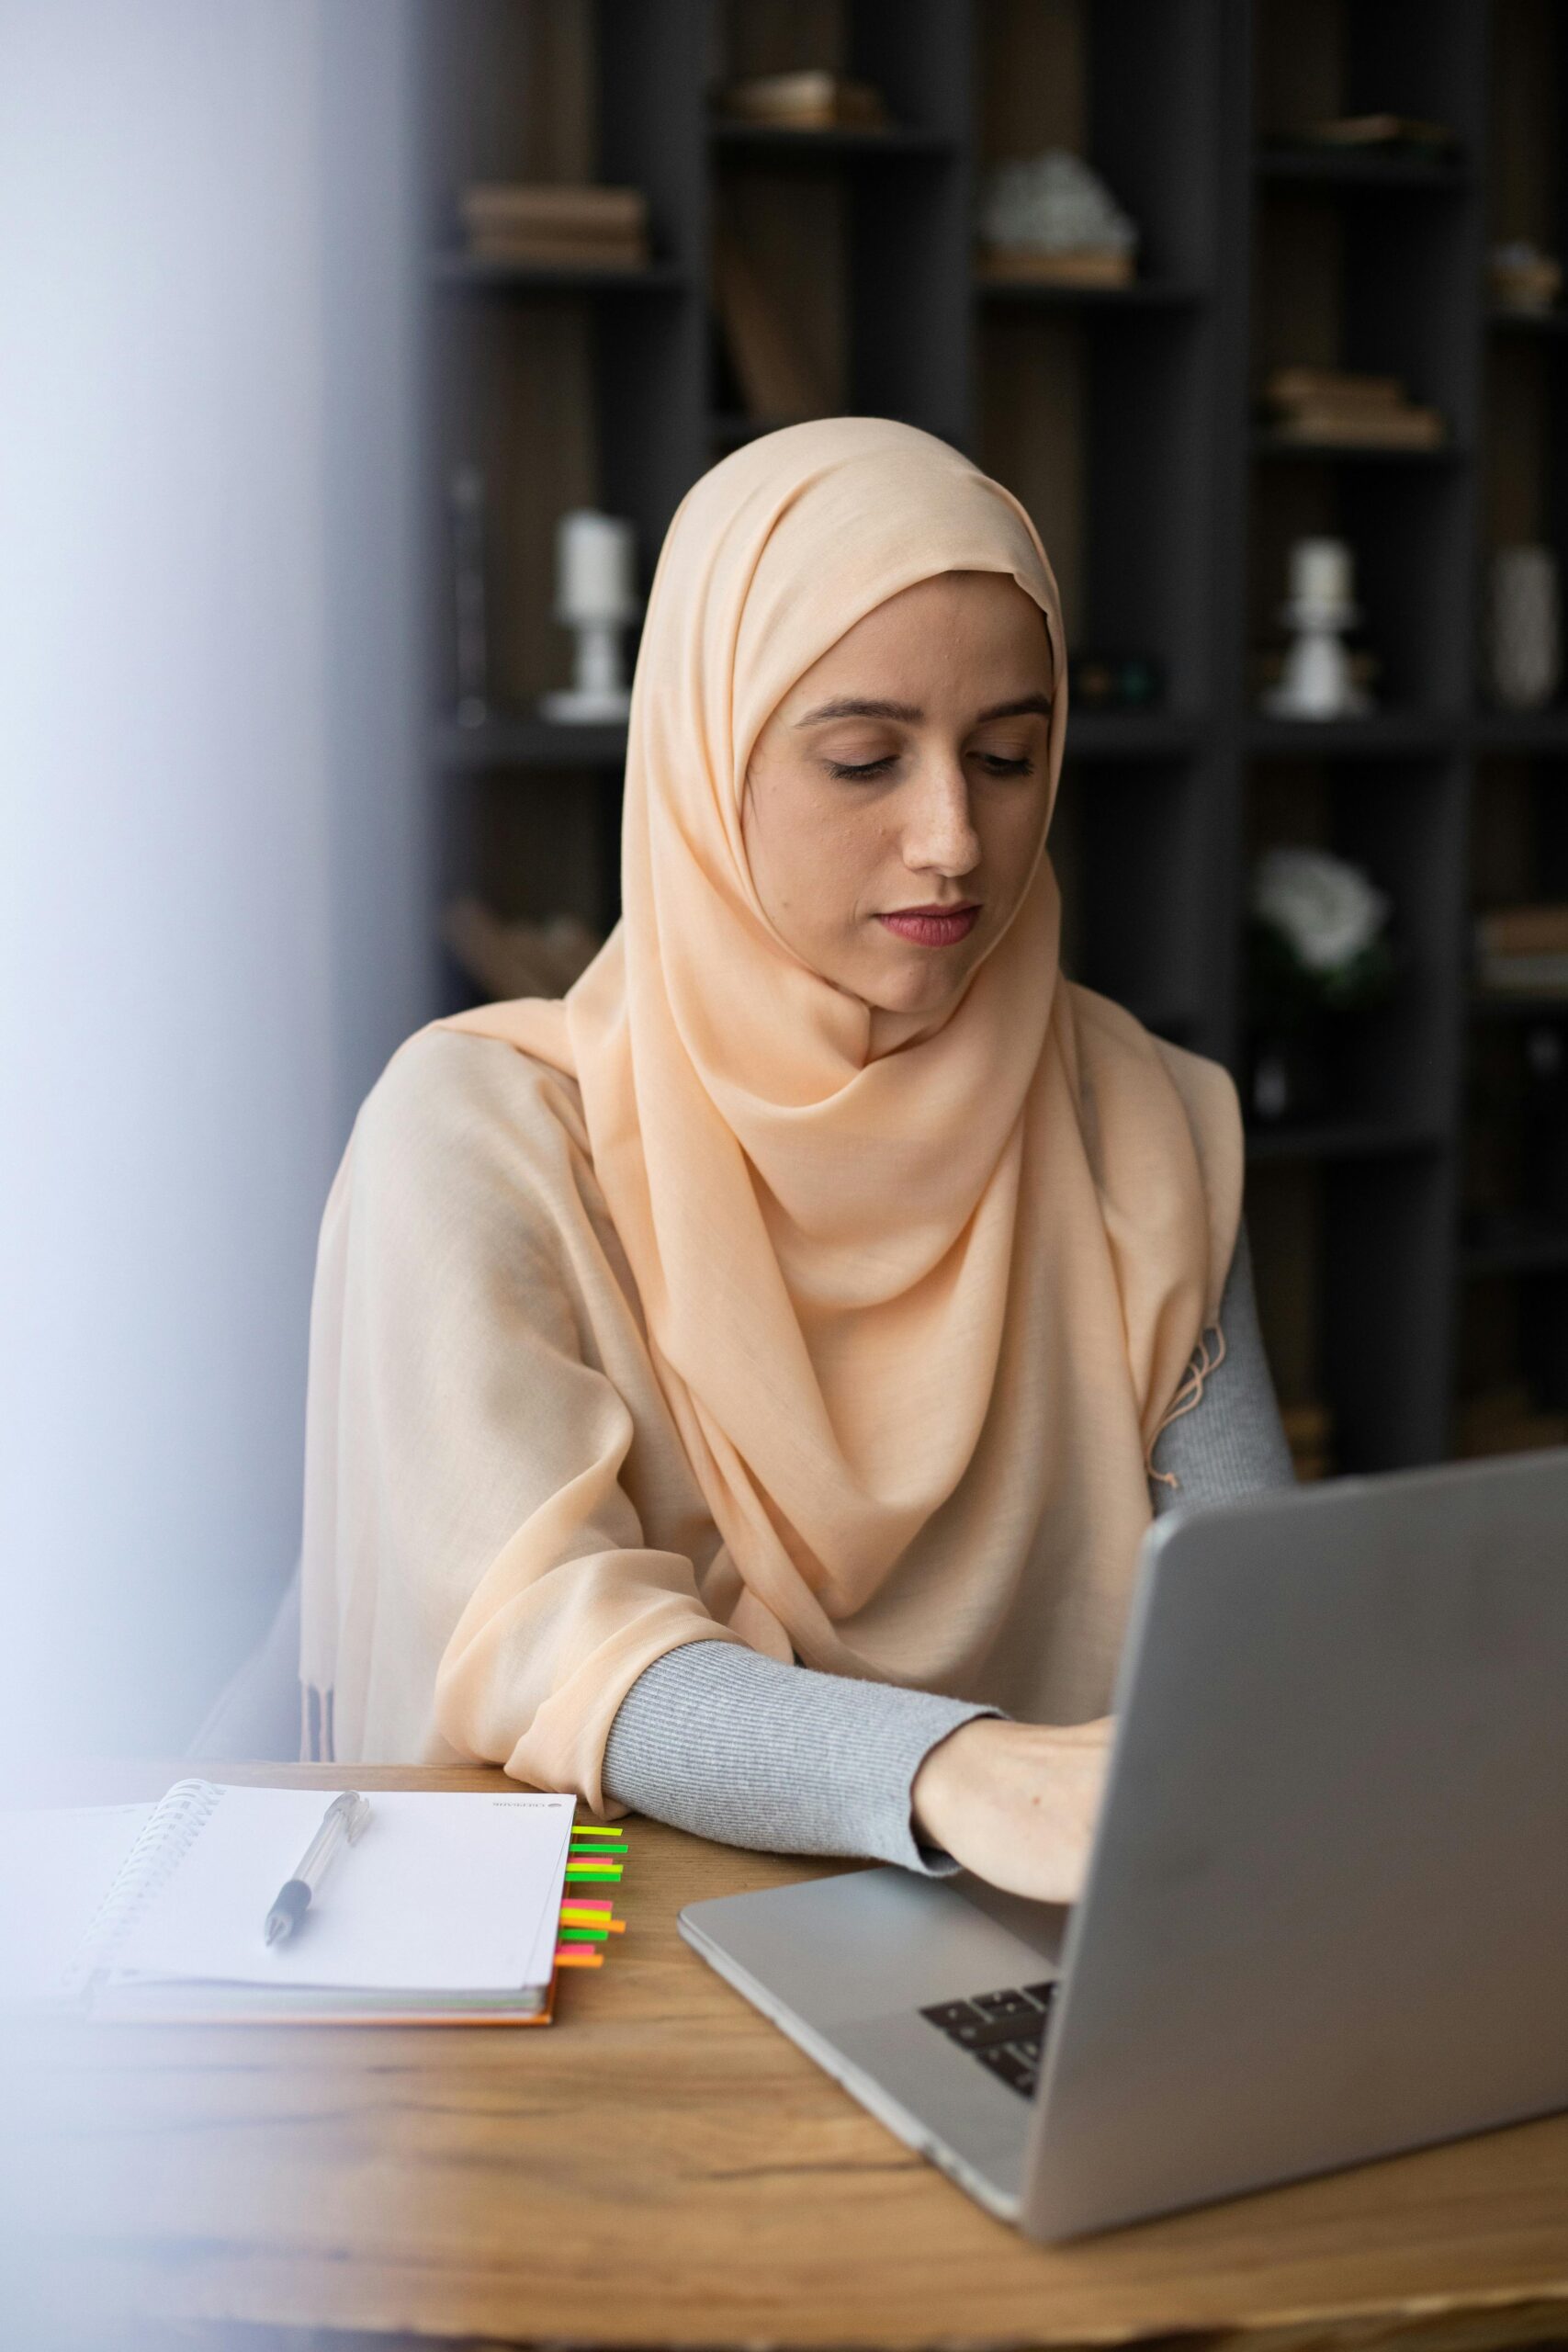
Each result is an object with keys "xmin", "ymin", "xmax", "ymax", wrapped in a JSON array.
[{"xmin": 602, "ymin": 1639, "xmax": 996, "ymax": 1872}]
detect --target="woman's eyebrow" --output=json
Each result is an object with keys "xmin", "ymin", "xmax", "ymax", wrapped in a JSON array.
[
  {"xmin": 792, "ymin": 691, "xmax": 1054, "ymax": 729},
  {"xmin": 793, "ymin": 696, "xmax": 921, "ymax": 726},
  {"xmin": 975, "ymin": 694, "xmax": 1054, "ymax": 722}
]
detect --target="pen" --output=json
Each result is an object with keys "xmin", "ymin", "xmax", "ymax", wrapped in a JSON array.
[{"xmin": 264, "ymin": 1790, "xmax": 372, "ymax": 1945}]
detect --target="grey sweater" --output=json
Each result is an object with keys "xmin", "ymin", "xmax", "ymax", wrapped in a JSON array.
[{"xmin": 602, "ymin": 1222, "xmax": 1294, "ymax": 1871}]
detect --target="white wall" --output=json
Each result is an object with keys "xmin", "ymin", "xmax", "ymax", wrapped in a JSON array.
[{"xmin": 0, "ymin": 0, "xmax": 431, "ymax": 1767}]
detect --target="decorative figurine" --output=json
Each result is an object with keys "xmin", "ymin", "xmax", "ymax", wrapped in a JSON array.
[
  {"xmin": 1487, "ymin": 545, "xmax": 1562, "ymax": 712},
  {"xmin": 977, "ymin": 149, "xmax": 1139, "ymax": 286},
  {"xmin": 449, "ymin": 463, "xmax": 490, "ymax": 730},
  {"xmin": 540, "ymin": 509, "xmax": 638, "ymax": 724},
  {"xmin": 1262, "ymin": 537, "xmax": 1371, "ymax": 720}
]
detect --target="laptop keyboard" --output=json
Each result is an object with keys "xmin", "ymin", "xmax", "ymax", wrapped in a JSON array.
[{"xmin": 919, "ymin": 1980, "xmax": 1058, "ymax": 2098}]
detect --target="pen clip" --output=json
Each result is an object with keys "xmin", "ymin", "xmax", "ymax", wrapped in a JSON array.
[{"xmin": 329, "ymin": 1790, "xmax": 372, "ymax": 1845}]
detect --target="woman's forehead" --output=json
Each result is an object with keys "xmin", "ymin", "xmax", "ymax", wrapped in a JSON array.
[{"xmin": 781, "ymin": 572, "xmax": 1055, "ymax": 711}]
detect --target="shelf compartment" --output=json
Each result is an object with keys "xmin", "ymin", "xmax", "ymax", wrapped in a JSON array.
[
  {"xmin": 1247, "ymin": 1149, "xmax": 1459, "ymax": 1470},
  {"xmin": 1247, "ymin": 457, "xmax": 1475, "ymax": 712}
]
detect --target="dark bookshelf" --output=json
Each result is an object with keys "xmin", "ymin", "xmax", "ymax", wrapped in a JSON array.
[{"xmin": 423, "ymin": 0, "xmax": 1568, "ymax": 1478}]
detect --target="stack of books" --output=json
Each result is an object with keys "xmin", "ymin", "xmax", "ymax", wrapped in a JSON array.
[
  {"xmin": 1475, "ymin": 904, "xmax": 1568, "ymax": 998},
  {"xmin": 1276, "ymin": 113, "xmax": 1458, "ymax": 159},
  {"xmin": 716, "ymin": 70, "xmax": 888, "ymax": 131},
  {"xmin": 1261, "ymin": 367, "xmax": 1446, "ymax": 450},
  {"xmin": 1281, "ymin": 1400, "xmax": 1334, "ymax": 1485},
  {"xmin": 459, "ymin": 183, "xmax": 650, "ymax": 270}
]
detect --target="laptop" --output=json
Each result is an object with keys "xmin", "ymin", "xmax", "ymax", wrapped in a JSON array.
[{"xmin": 680, "ymin": 1449, "xmax": 1568, "ymax": 2240}]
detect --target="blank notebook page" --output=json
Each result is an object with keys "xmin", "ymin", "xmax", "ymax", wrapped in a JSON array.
[
  {"xmin": 0, "ymin": 1804, "xmax": 156, "ymax": 2007},
  {"xmin": 107, "ymin": 1787, "xmax": 575, "ymax": 1993}
]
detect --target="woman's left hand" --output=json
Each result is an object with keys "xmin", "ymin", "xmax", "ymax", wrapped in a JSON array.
[{"xmin": 909, "ymin": 1715, "xmax": 1114, "ymax": 1902}]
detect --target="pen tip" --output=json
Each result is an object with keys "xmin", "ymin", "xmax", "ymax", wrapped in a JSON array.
[{"xmin": 265, "ymin": 1914, "xmax": 288, "ymax": 1946}]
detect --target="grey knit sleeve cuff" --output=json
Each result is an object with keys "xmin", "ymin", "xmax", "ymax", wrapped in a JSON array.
[{"xmin": 602, "ymin": 1639, "xmax": 1003, "ymax": 1875}]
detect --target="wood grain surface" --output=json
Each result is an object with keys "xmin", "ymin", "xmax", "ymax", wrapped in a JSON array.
[{"xmin": 5, "ymin": 1762, "xmax": 1567, "ymax": 2352}]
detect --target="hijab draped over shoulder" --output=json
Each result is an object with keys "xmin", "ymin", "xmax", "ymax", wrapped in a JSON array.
[{"xmin": 301, "ymin": 418, "xmax": 1242, "ymax": 1799}]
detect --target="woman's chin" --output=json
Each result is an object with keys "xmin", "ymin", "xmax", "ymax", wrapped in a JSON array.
[{"xmin": 853, "ymin": 945, "xmax": 976, "ymax": 1020}]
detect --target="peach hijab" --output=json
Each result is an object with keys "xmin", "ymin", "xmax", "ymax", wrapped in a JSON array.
[{"xmin": 434, "ymin": 417, "xmax": 1242, "ymax": 1728}]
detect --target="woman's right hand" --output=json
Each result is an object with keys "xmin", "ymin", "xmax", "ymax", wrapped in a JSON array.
[{"xmin": 910, "ymin": 1715, "xmax": 1113, "ymax": 1903}]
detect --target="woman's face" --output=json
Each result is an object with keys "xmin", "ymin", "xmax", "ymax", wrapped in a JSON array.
[{"xmin": 742, "ymin": 570, "xmax": 1055, "ymax": 1021}]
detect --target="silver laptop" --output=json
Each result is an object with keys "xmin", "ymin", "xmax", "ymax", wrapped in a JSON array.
[{"xmin": 680, "ymin": 1449, "xmax": 1568, "ymax": 2240}]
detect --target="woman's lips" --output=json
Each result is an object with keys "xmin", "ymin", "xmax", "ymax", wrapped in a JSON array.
[{"xmin": 875, "ymin": 905, "xmax": 981, "ymax": 948}]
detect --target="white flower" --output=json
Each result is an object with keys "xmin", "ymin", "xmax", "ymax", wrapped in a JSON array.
[{"xmin": 1249, "ymin": 846, "xmax": 1389, "ymax": 973}]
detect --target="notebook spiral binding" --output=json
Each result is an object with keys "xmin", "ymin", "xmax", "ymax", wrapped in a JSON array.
[{"xmin": 61, "ymin": 1778, "xmax": 224, "ymax": 2000}]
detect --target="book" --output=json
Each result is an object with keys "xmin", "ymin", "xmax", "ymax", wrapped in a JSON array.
[
  {"xmin": 1266, "ymin": 403, "xmax": 1445, "ymax": 449},
  {"xmin": 459, "ymin": 183, "xmax": 651, "ymax": 269},
  {"xmin": 1476, "ymin": 905, "xmax": 1568, "ymax": 958},
  {"xmin": 1263, "ymin": 367, "xmax": 1406, "ymax": 411},
  {"xmin": 716, "ymin": 71, "xmax": 888, "ymax": 130},
  {"xmin": 1, "ymin": 1781, "xmax": 576, "ymax": 2024},
  {"xmin": 1297, "ymin": 113, "xmax": 1457, "ymax": 155},
  {"xmin": 460, "ymin": 183, "xmax": 649, "ymax": 236}
]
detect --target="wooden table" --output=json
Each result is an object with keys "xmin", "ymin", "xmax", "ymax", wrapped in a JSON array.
[{"xmin": 6, "ymin": 1763, "xmax": 1568, "ymax": 2352}]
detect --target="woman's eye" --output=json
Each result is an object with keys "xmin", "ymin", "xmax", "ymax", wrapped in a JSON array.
[
  {"xmin": 826, "ymin": 755, "xmax": 897, "ymax": 780},
  {"xmin": 977, "ymin": 752, "xmax": 1033, "ymax": 775}
]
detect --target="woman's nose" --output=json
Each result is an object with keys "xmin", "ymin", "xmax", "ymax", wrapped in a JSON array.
[{"xmin": 902, "ymin": 757, "xmax": 981, "ymax": 877}]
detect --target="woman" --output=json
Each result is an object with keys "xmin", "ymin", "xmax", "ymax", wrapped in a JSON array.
[{"xmin": 301, "ymin": 419, "xmax": 1292, "ymax": 1903}]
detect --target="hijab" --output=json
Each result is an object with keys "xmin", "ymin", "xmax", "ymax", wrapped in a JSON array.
[{"xmin": 432, "ymin": 417, "xmax": 1241, "ymax": 1716}]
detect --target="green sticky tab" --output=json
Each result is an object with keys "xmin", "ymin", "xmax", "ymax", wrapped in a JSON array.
[
  {"xmin": 558, "ymin": 1925, "xmax": 611, "ymax": 1942},
  {"xmin": 571, "ymin": 1838, "xmax": 627, "ymax": 1855}
]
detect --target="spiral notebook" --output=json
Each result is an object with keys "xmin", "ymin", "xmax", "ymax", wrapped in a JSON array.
[{"xmin": 1, "ymin": 1781, "xmax": 577, "ymax": 2023}]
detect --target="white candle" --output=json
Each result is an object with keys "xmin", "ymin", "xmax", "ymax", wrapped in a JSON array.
[
  {"xmin": 1289, "ymin": 537, "xmax": 1353, "ymax": 613},
  {"xmin": 557, "ymin": 509, "xmax": 636, "ymax": 621}
]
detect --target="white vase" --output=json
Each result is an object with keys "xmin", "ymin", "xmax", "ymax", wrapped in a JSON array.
[{"xmin": 1488, "ymin": 545, "xmax": 1562, "ymax": 711}]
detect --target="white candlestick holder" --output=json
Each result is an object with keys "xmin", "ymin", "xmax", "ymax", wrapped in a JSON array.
[
  {"xmin": 541, "ymin": 615, "xmax": 635, "ymax": 723},
  {"xmin": 1262, "ymin": 598, "xmax": 1372, "ymax": 720},
  {"xmin": 540, "ymin": 510, "xmax": 638, "ymax": 724},
  {"xmin": 1262, "ymin": 537, "xmax": 1372, "ymax": 720}
]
